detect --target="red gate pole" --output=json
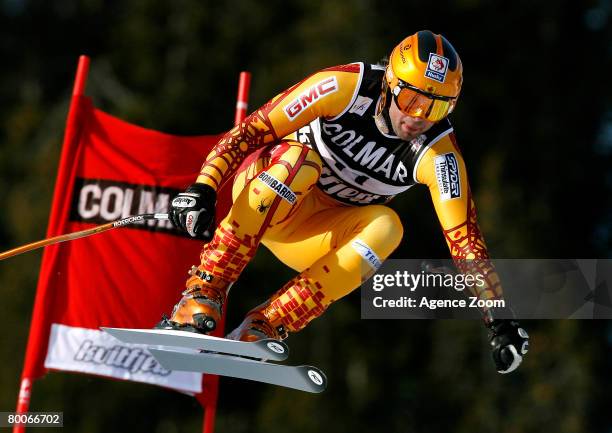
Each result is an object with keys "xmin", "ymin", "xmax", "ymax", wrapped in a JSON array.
[
  {"xmin": 12, "ymin": 55, "xmax": 90, "ymax": 433},
  {"xmin": 233, "ymin": 72, "xmax": 251, "ymax": 126}
]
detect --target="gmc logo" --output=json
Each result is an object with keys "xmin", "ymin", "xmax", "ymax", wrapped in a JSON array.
[{"xmin": 284, "ymin": 76, "xmax": 339, "ymax": 120}]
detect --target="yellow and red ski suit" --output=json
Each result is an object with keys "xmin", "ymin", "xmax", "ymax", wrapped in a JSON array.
[{"xmin": 191, "ymin": 62, "xmax": 500, "ymax": 333}]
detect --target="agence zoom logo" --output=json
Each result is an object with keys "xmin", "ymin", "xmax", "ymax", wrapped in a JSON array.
[
  {"xmin": 69, "ymin": 178, "xmax": 182, "ymax": 234},
  {"xmin": 434, "ymin": 153, "xmax": 461, "ymax": 201}
]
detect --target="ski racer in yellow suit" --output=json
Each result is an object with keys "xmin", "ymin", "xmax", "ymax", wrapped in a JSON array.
[{"xmin": 161, "ymin": 30, "xmax": 530, "ymax": 374}]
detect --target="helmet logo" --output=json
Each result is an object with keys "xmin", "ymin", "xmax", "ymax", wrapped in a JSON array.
[
  {"xmin": 399, "ymin": 43, "xmax": 412, "ymax": 63},
  {"xmin": 425, "ymin": 53, "xmax": 449, "ymax": 83},
  {"xmin": 432, "ymin": 58, "xmax": 445, "ymax": 70}
]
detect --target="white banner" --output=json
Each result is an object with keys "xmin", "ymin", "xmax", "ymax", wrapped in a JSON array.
[{"xmin": 44, "ymin": 323, "xmax": 202, "ymax": 394}]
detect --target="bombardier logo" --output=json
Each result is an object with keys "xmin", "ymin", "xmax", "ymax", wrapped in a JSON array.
[
  {"xmin": 257, "ymin": 172, "xmax": 297, "ymax": 204},
  {"xmin": 284, "ymin": 76, "xmax": 339, "ymax": 121},
  {"xmin": 434, "ymin": 153, "xmax": 461, "ymax": 201}
]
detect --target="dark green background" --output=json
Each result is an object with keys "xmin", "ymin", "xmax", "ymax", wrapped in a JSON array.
[{"xmin": 1, "ymin": 1, "xmax": 611, "ymax": 432}]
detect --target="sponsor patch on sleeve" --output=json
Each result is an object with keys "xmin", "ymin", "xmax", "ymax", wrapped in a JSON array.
[
  {"xmin": 434, "ymin": 153, "xmax": 461, "ymax": 201},
  {"xmin": 257, "ymin": 171, "xmax": 297, "ymax": 204},
  {"xmin": 351, "ymin": 238, "xmax": 383, "ymax": 270},
  {"xmin": 284, "ymin": 76, "xmax": 339, "ymax": 121}
]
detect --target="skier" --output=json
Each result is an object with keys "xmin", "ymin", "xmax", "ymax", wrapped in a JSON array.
[{"xmin": 160, "ymin": 30, "xmax": 529, "ymax": 374}]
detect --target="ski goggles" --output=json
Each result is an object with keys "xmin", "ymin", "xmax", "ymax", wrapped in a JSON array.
[{"xmin": 391, "ymin": 80, "xmax": 457, "ymax": 122}]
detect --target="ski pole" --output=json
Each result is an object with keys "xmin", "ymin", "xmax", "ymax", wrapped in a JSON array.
[{"xmin": 0, "ymin": 213, "xmax": 169, "ymax": 261}]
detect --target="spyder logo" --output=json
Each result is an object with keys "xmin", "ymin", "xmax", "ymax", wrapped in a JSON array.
[{"xmin": 257, "ymin": 198, "xmax": 272, "ymax": 214}]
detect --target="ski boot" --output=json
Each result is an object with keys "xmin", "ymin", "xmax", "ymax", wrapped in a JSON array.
[
  {"xmin": 157, "ymin": 266, "xmax": 229, "ymax": 334},
  {"xmin": 226, "ymin": 301, "xmax": 288, "ymax": 342}
]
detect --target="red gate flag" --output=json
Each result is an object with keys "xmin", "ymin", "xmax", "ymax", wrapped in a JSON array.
[{"xmin": 17, "ymin": 56, "xmax": 235, "ymax": 411}]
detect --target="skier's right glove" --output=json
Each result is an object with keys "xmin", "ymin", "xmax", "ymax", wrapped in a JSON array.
[{"xmin": 169, "ymin": 183, "xmax": 217, "ymax": 241}]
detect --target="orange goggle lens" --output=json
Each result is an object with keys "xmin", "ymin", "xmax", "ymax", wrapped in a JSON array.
[{"xmin": 393, "ymin": 86, "xmax": 456, "ymax": 122}]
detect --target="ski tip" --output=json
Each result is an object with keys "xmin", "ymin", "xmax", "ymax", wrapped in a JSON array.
[
  {"xmin": 300, "ymin": 366, "xmax": 327, "ymax": 393},
  {"xmin": 257, "ymin": 339, "xmax": 290, "ymax": 361}
]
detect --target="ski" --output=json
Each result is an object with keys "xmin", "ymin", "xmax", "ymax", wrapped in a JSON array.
[
  {"xmin": 101, "ymin": 327, "xmax": 289, "ymax": 361},
  {"xmin": 148, "ymin": 348, "xmax": 327, "ymax": 393}
]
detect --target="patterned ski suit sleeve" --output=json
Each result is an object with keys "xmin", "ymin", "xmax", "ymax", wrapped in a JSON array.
[
  {"xmin": 414, "ymin": 132, "xmax": 503, "ymax": 302},
  {"xmin": 195, "ymin": 64, "xmax": 362, "ymax": 190}
]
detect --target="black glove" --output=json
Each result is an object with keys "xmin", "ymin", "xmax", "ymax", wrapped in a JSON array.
[
  {"xmin": 169, "ymin": 183, "xmax": 217, "ymax": 241},
  {"xmin": 487, "ymin": 319, "xmax": 529, "ymax": 374}
]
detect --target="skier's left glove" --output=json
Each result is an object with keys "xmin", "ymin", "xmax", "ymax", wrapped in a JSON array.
[
  {"xmin": 486, "ymin": 319, "xmax": 529, "ymax": 374},
  {"xmin": 169, "ymin": 183, "xmax": 217, "ymax": 241}
]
